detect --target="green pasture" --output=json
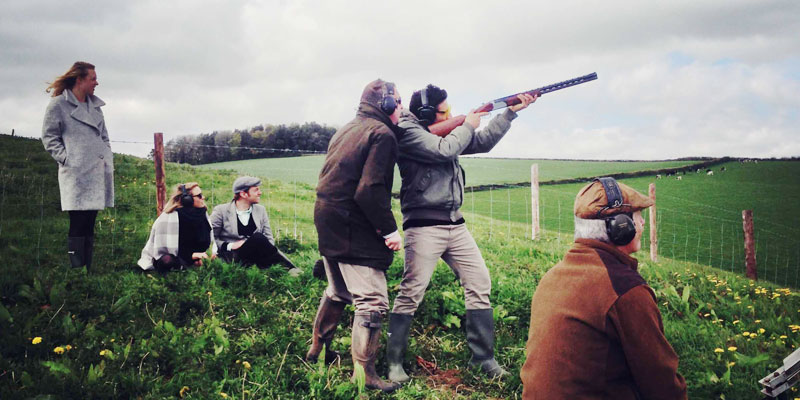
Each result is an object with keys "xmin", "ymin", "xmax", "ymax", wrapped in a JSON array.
[
  {"xmin": 1, "ymin": 135, "xmax": 799, "ymax": 399},
  {"xmin": 466, "ymin": 160, "xmax": 800, "ymax": 287},
  {"xmin": 198, "ymin": 154, "xmax": 697, "ymax": 190}
]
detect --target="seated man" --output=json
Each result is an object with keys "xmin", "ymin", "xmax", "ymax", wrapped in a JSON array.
[
  {"xmin": 210, "ymin": 176, "xmax": 300, "ymax": 276},
  {"xmin": 520, "ymin": 177, "xmax": 687, "ymax": 399}
]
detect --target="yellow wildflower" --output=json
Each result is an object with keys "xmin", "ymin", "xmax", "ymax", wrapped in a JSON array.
[
  {"xmin": 32, "ymin": 337, "xmax": 42, "ymax": 345},
  {"xmin": 755, "ymin": 320, "xmax": 762, "ymax": 323},
  {"xmin": 207, "ymin": 291, "xmax": 212, "ymax": 296},
  {"xmin": 728, "ymin": 346, "xmax": 737, "ymax": 352},
  {"xmin": 743, "ymin": 331, "xmax": 751, "ymax": 337},
  {"xmin": 65, "ymin": 345, "xmax": 73, "ymax": 351},
  {"xmin": 714, "ymin": 348, "xmax": 724, "ymax": 353},
  {"xmin": 242, "ymin": 361, "xmax": 251, "ymax": 370},
  {"xmin": 727, "ymin": 362, "xmax": 736, "ymax": 367},
  {"xmin": 220, "ymin": 393, "xmax": 229, "ymax": 398},
  {"xmin": 758, "ymin": 328, "xmax": 766, "ymax": 334},
  {"xmin": 53, "ymin": 346, "xmax": 65, "ymax": 354},
  {"xmin": 733, "ymin": 320, "xmax": 740, "ymax": 324},
  {"xmin": 179, "ymin": 386, "xmax": 190, "ymax": 398},
  {"xmin": 750, "ymin": 333, "xmax": 757, "ymax": 338},
  {"xmin": 781, "ymin": 335, "xmax": 788, "ymax": 339}
]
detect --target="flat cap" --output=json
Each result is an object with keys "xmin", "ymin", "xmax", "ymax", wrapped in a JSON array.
[
  {"xmin": 232, "ymin": 176, "xmax": 261, "ymax": 195},
  {"xmin": 574, "ymin": 179, "xmax": 654, "ymax": 219}
]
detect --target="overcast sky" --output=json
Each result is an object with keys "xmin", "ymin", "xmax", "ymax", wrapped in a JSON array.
[{"xmin": 2, "ymin": 0, "xmax": 798, "ymax": 160}]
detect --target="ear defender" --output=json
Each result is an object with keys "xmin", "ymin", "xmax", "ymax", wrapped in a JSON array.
[
  {"xmin": 380, "ymin": 82, "xmax": 398, "ymax": 115},
  {"xmin": 416, "ymin": 87, "xmax": 437, "ymax": 125},
  {"xmin": 595, "ymin": 177, "xmax": 637, "ymax": 246},
  {"xmin": 179, "ymin": 184, "xmax": 194, "ymax": 207}
]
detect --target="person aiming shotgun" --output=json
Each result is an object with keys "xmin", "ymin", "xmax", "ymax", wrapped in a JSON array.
[{"xmin": 384, "ymin": 83, "xmax": 536, "ymax": 382}]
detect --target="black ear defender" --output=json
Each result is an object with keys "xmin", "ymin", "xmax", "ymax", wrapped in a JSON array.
[
  {"xmin": 179, "ymin": 184, "xmax": 194, "ymax": 208},
  {"xmin": 379, "ymin": 82, "xmax": 398, "ymax": 115},
  {"xmin": 416, "ymin": 87, "xmax": 438, "ymax": 126},
  {"xmin": 595, "ymin": 177, "xmax": 637, "ymax": 246}
]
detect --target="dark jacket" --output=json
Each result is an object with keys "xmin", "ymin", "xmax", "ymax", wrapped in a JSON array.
[
  {"xmin": 520, "ymin": 239, "xmax": 687, "ymax": 400},
  {"xmin": 396, "ymin": 109, "xmax": 516, "ymax": 223},
  {"xmin": 314, "ymin": 103, "xmax": 399, "ymax": 270}
]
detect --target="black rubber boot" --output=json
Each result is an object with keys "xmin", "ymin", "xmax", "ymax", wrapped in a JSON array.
[
  {"xmin": 67, "ymin": 236, "xmax": 86, "ymax": 268},
  {"xmin": 465, "ymin": 308, "xmax": 508, "ymax": 378},
  {"xmin": 84, "ymin": 235, "xmax": 95, "ymax": 273},
  {"xmin": 386, "ymin": 312, "xmax": 413, "ymax": 383},
  {"xmin": 351, "ymin": 312, "xmax": 400, "ymax": 393},
  {"xmin": 306, "ymin": 296, "xmax": 347, "ymax": 365}
]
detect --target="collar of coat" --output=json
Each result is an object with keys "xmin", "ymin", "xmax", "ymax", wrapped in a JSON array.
[
  {"xmin": 356, "ymin": 102, "xmax": 402, "ymax": 137},
  {"xmin": 574, "ymin": 238, "xmax": 639, "ymax": 271},
  {"xmin": 64, "ymin": 89, "xmax": 105, "ymax": 132}
]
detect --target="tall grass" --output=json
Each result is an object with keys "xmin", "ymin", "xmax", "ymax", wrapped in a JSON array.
[{"xmin": 1, "ymin": 135, "xmax": 798, "ymax": 399}]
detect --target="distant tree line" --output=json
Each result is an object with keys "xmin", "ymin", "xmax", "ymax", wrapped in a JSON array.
[{"xmin": 164, "ymin": 122, "xmax": 336, "ymax": 164}]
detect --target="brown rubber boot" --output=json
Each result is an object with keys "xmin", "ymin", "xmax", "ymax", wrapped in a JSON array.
[
  {"xmin": 305, "ymin": 295, "xmax": 347, "ymax": 365},
  {"xmin": 351, "ymin": 312, "xmax": 401, "ymax": 393}
]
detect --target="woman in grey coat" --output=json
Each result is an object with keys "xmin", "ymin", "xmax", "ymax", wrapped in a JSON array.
[{"xmin": 41, "ymin": 61, "xmax": 114, "ymax": 271}]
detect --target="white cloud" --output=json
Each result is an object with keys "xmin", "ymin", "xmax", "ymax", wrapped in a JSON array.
[{"xmin": 1, "ymin": 0, "xmax": 798, "ymax": 159}]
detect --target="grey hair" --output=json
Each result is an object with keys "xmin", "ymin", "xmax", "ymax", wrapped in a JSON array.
[{"xmin": 573, "ymin": 217, "xmax": 611, "ymax": 243}]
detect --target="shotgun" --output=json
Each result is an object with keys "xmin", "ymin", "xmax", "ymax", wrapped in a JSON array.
[{"xmin": 428, "ymin": 72, "xmax": 598, "ymax": 137}]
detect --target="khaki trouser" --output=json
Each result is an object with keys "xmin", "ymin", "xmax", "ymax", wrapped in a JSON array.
[
  {"xmin": 391, "ymin": 224, "xmax": 491, "ymax": 315},
  {"xmin": 324, "ymin": 257, "xmax": 389, "ymax": 316}
]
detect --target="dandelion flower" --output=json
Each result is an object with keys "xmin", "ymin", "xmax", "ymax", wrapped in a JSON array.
[
  {"xmin": 714, "ymin": 348, "xmax": 724, "ymax": 353},
  {"xmin": 728, "ymin": 346, "xmax": 737, "ymax": 352},
  {"xmin": 750, "ymin": 333, "xmax": 758, "ymax": 338},
  {"xmin": 758, "ymin": 328, "xmax": 766, "ymax": 334},
  {"xmin": 242, "ymin": 361, "xmax": 251, "ymax": 370},
  {"xmin": 781, "ymin": 335, "xmax": 788, "ymax": 339},
  {"xmin": 220, "ymin": 393, "xmax": 229, "ymax": 399},
  {"xmin": 53, "ymin": 346, "xmax": 65, "ymax": 354},
  {"xmin": 733, "ymin": 320, "xmax": 740, "ymax": 324},
  {"xmin": 743, "ymin": 332, "xmax": 751, "ymax": 337},
  {"xmin": 727, "ymin": 362, "xmax": 736, "ymax": 367},
  {"xmin": 755, "ymin": 320, "xmax": 762, "ymax": 323},
  {"xmin": 65, "ymin": 345, "xmax": 73, "ymax": 351},
  {"xmin": 179, "ymin": 386, "xmax": 190, "ymax": 398},
  {"xmin": 32, "ymin": 337, "xmax": 42, "ymax": 345}
]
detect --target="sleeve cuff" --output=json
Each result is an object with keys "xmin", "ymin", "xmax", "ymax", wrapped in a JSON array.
[{"xmin": 382, "ymin": 230, "xmax": 400, "ymax": 240}]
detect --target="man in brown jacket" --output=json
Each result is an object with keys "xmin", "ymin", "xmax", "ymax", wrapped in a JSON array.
[
  {"xmin": 305, "ymin": 79, "xmax": 403, "ymax": 393},
  {"xmin": 521, "ymin": 177, "xmax": 687, "ymax": 399}
]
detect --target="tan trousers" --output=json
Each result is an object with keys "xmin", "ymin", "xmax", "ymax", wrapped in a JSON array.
[
  {"xmin": 391, "ymin": 224, "xmax": 492, "ymax": 315},
  {"xmin": 324, "ymin": 257, "xmax": 389, "ymax": 316}
]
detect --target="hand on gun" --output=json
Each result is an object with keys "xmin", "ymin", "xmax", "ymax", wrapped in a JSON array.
[
  {"xmin": 509, "ymin": 93, "xmax": 538, "ymax": 112},
  {"xmin": 465, "ymin": 110, "xmax": 490, "ymax": 129}
]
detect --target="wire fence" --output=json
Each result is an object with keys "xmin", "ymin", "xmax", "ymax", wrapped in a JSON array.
[{"xmin": 2, "ymin": 137, "xmax": 796, "ymax": 288}]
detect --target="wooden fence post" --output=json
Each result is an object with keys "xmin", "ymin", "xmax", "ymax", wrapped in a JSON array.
[
  {"xmin": 154, "ymin": 133, "xmax": 166, "ymax": 216},
  {"xmin": 742, "ymin": 210, "xmax": 757, "ymax": 280},
  {"xmin": 531, "ymin": 164, "xmax": 539, "ymax": 240},
  {"xmin": 649, "ymin": 183, "xmax": 657, "ymax": 262}
]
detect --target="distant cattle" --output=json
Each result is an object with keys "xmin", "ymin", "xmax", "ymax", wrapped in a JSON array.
[
  {"xmin": 656, "ymin": 174, "xmax": 662, "ymax": 179},
  {"xmin": 676, "ymin": 176, "xmax": 682, "ymax": 180},
  {"xmin": 707, "ymin": 170, "xmax": 714, "ymax": 176},
  {"xmin": 721, "ymin": 167, "xmax": 726, "ymax": 172}
]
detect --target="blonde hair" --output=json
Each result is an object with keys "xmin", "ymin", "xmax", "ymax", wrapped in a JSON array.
[
  {"xmin": 46, "ymin": 61, "xmax": 95, "ymax": 97},
  {"xmin": 164, "ymin": 182, "xmax": 200, "ymax": 214}
]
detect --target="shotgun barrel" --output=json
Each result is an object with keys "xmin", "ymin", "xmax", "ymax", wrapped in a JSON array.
[{"xmin": 429, "ymin": 72, "xmax": 598, "ymax": 137}]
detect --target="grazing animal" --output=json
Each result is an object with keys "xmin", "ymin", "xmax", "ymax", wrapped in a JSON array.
[
  {"xmin": 707, "ymin": 170, "xmax": 714, "ymax": 176},
  {"xmin": 721, "ymin": 167, "xmax": 726, "ymax": 172},
  {"xmin": 676, "ymin": 176, "xmax": 682, "ymax": 180},
  {"xmin": 656, "ymin": 174, "xmax": 662, "ymax": 179}
]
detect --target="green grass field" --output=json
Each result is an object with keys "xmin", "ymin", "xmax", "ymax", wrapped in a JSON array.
[
  {"xmin": 1, "ymin": 135, "xmax": 799, "ymax": 399},
  {"xmin": 465, "ymin": 160, "xmax": 800, "ymax": 287},
  {"xmin": 198, "ymin": 154, "xmax": 698, "ymax": 190}
]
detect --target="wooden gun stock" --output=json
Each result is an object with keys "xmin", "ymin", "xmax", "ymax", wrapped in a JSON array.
[{"xmin": 427, "ymin": 72, "xmax": 597, "ymax": 137}]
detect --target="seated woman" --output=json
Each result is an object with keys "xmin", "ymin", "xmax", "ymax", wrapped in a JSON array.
[{"xmin": 137, "ymin": 182, "xmax": 216, "ymax": 272}]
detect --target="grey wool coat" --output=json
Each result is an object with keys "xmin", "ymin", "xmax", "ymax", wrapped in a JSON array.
[
  {"xmin": 42, "ymin": 90, "xmax": 114, "ymax": 211},
  {"xmin": 210, "ymin": 201, "xmax": 275, "ymax": 250}
]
